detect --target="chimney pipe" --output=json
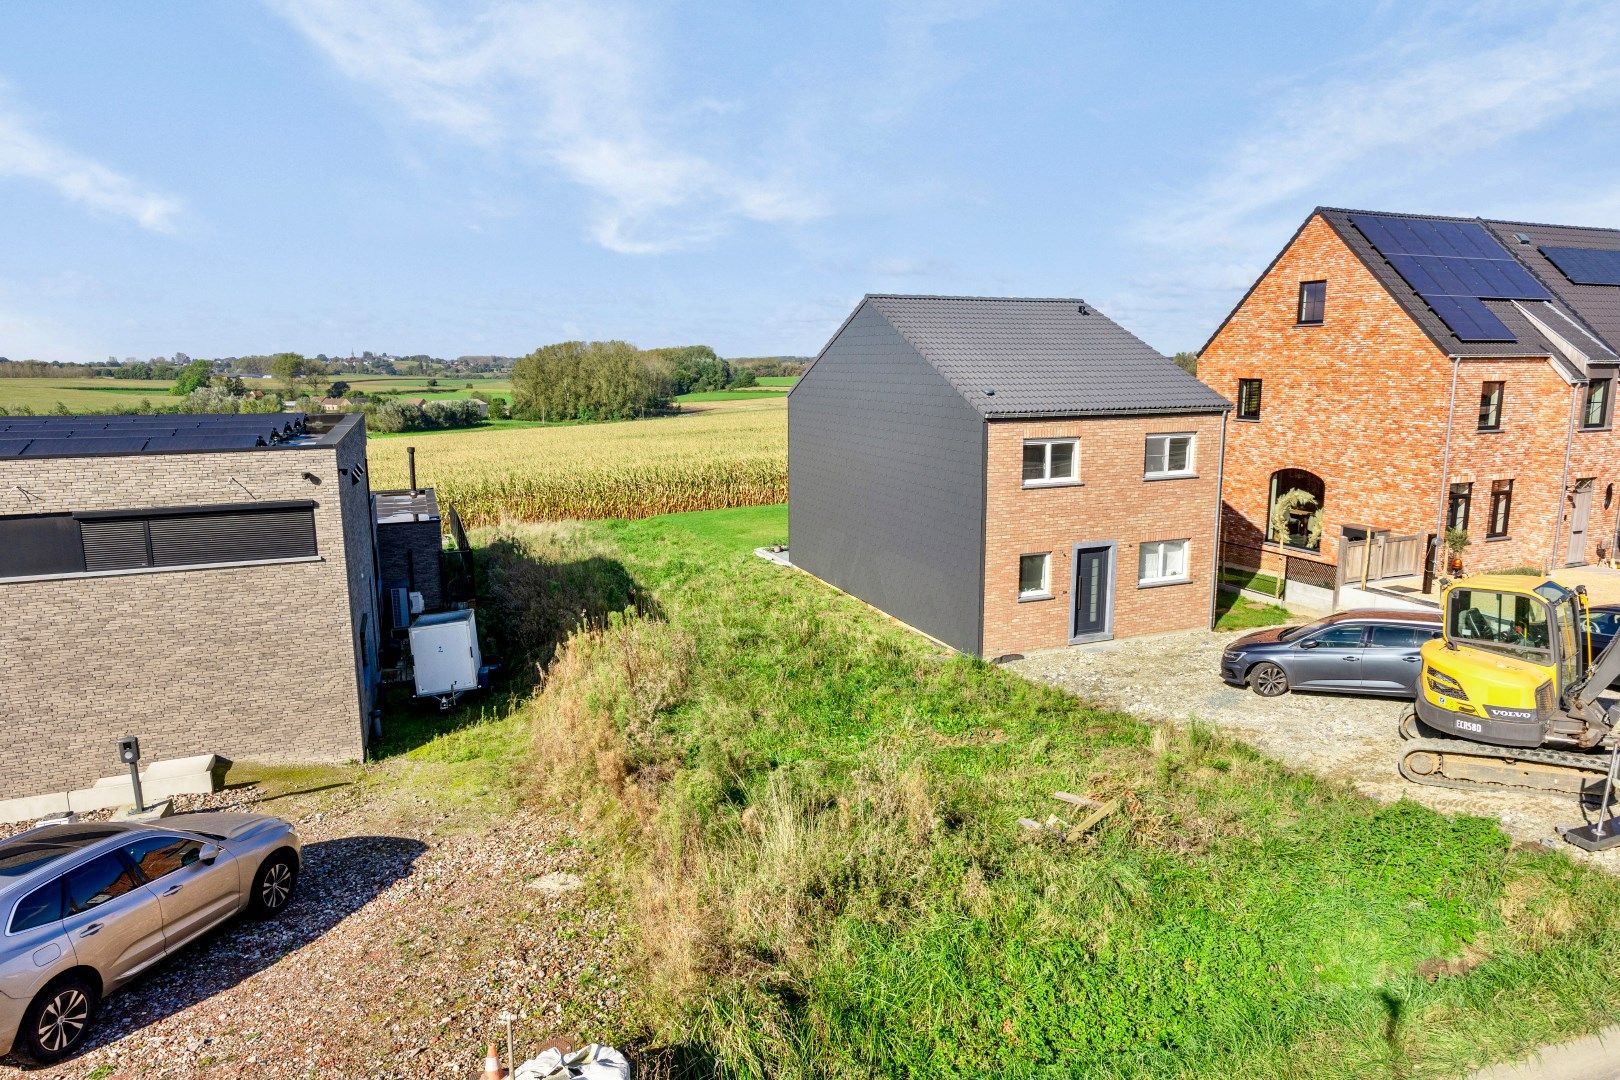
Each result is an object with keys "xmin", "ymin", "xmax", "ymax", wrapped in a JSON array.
[{"xmin": 407, "ymin": 446, "xmax": 418, "ymax": 496}]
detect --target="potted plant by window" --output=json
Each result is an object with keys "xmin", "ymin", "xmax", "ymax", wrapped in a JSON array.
[{"xmin": 1444, "ymin": 527, "xmax": 1470, "ymax": 575}]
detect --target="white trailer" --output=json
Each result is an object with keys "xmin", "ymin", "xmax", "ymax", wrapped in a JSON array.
[{"xmin": 408, "ymin": 609, "xmax": 483, "ymax": 703}]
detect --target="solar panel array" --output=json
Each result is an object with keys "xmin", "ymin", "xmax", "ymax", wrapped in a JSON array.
[
  {"xmin": 1349, "ymin": 214, "xmax": 1554, "ymax": 342},
  {"xmin": 1538, "ymin": 246, "xmax": 1620, "ymax": 287},
  {"xmin": 0, "ymin": 413, "xmax": 306, "ymax": 458}
]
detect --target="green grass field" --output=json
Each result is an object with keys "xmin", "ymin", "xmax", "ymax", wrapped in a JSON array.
[
  {"xmin": 0, "ymin": 377, "xmax": 178, "ymax": 411},
  {"xmin": 755, "ymin": 375, "xmax": 797, "ymax": 386},
  {"xmin": 673, "ymin": 389, "xmax": 787, "ymax": 403},
  {"xmin": 490, "ymin": 503, "xmax": 1620, "ymax": 1079}
]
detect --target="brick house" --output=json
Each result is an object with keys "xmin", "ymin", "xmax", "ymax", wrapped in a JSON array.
[
  {"xmin": 789, "ymin": 294, "xmax": 1232, "ymax": 657},
  {"xmin": 0, "ymin": 413, "xmax": 382, "ymax": 798},
  {"xmin": 1200, "ymin": 208, "xmax": 1620, "ymax": 598}
]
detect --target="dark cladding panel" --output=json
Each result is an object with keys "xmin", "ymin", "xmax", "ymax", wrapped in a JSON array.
[{"xmin": 789, "ymin": 302, "xmax": 987, "ymax": 655}]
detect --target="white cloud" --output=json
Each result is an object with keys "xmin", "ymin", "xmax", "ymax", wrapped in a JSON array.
[
  {"xmin": 0, "ymin": 89, "xmax": 180, "ymax": 232},
  {"xmin": 1152, "ymin": 2, "xmax": 1620, "ymax": 251},
  {"xmin": 1126, "ymin": 0, "xmax": 1620, "ymax": 350},
  {"xmin": 272, "ymin": 0, "xmax": 824, "ymax": 253}
]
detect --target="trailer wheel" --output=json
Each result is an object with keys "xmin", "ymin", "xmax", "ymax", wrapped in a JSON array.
[{"xmin": 1249, "ymin": 662, "xmax": 1290, "ymax": 697}]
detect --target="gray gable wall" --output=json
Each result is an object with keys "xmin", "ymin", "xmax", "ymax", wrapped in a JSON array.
[{"xmin": 789, "ymin": 301, "xmax": 987, "ymax": 654}]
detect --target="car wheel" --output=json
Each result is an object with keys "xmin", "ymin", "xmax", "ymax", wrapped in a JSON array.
[
  {"xmin": 15, "ymin": 973, "xmax": 98, "ymax": 1065},
  {"xmin": 1249, "ymin": 662, "xmax": 1290, "ymax": 697},
  {"xmin": 249, "ymin": 851, "xmax": 299, "ymax": 918}
]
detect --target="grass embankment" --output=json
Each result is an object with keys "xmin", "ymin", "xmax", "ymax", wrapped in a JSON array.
[
  {"xmin": 368, "ymin": 401, "xmax": 786, "ymax": 526},
  {"xmin": 494, "ymin": 503, "xmax": 1620, "ymax": 1078}
]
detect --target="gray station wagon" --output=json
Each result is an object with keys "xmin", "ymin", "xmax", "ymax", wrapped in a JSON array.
[
  {"xmin": 0, "ymin": 814, "xmax": 300, "ymax": 1065},
  {"xmin": 1220, "ymin": 609, "xmax": 1444, "ymax": 698}
]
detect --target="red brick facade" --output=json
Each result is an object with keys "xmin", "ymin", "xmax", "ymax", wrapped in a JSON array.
[
  {"xmin": 1199, "ymin": 212, "xmax": 1620, "ymax": 580},
  {"xmin": 981, "ymin": 413, "xmax": 1224, "ymax": 657}
]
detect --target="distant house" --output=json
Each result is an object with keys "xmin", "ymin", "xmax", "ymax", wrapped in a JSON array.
[
  {"xmin": 789, "ymin": 294, "xmax": 1232, "ymax": 657},
  {"xmin": 318, "ymin": 397, "xmax": 354, "ymax": 412},
  {"xmin": 1200, "ymin": 207, "xmax": 1620, "ymax": 594},
  {"xmin": 399, "ymin": 397, "xmax": 428, "ymax": 408}
]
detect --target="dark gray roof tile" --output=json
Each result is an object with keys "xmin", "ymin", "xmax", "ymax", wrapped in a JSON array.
[{"xmin": 860, "ymin": 294, "xmax": 1231, "ymax": 418}]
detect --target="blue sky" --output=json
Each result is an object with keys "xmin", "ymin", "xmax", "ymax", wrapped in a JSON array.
[{"xmin": 5, "ymin": 0, "xmax": 1620, "ymax": 362}]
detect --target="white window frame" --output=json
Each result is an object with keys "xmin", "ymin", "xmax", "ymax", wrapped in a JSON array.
[
  {"xmin": 1018, "ymin": 552, "xmax": 1052, "ymax": 600},
  {"xmin": 1144, "ymin": 433, "xmax": 1196, "ymax": 479},
  {"xmin": 1138, "ymin": 539, "xmax": 1190, "ymax": 587},
  {"xmin": 1021, "ymin": 438, "xmax": 1080, "ymax": 488}
]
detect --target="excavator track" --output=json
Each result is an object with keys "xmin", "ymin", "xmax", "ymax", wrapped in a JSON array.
[{"xmin": 1397, "ymin": 736, "xmax": 1614, "ymax": 797}]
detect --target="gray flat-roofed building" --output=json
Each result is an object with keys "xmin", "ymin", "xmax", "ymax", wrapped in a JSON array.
[{"xmin": 0, "ymin": 413, "xmax": 382, "ymax": 797}]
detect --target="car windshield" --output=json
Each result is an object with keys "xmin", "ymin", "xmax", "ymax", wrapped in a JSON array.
[{"xmin": 1277, "ymin": 619, "xmax": 1336, "ymax": 642}]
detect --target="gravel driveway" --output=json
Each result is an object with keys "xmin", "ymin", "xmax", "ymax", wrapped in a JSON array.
[
  {"xmin": 1012, "ymin": 628, "xmax": 1620, "ymax": 872},
  {"xmin": 0, "ymin": 782, "xmax": 625, "ymax": 1078}
]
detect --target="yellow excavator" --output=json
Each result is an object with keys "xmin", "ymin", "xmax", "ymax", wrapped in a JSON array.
[{"xmin": 1400, "ymin": 574, "xmax": 1620, "ymax": 795}]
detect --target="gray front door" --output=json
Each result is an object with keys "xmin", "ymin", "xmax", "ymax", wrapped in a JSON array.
[
  {"xmin": 1071, "ymin": 544, "xmax": 1114, "ymax": 642},
  {"xmin": 1567, "ymin": 479, "xmax": 1594, "ymax": 565}
]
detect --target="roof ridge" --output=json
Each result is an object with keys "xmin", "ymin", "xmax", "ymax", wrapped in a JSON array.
[{"xmin": 865, "ymin": 293, "xmax": 1091, "ymax": 304}]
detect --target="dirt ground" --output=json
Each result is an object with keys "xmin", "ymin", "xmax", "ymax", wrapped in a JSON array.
[
  {"xmin": 1012, "ymin": 628, "xmax": 1620, "ymax": 873},
  {"xmin": 0, "ymin": 779, "xmax": 626, "ymax": 1079}
]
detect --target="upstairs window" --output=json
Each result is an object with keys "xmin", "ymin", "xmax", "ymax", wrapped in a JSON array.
[
  {"xmin": 1478, "ymin": 381, "xmax": 1504, "ymax": 431},
  {"xmin": 1022, "ymin": 438, "xmax": 1079, "ymax": 487},
  {"xmin": 1488, "ymin": 479, "xmax": 1513, "ymax": 539},
  {"xmin": 1297, "ymin": 280, "xmax": 1326, "ymax": 325},
  {"xmin": 1237, "ymin": 379, "xmax": 1262, "ymax": 421},
  {"xmin": 1144, "ymin": 433, "xmax": 1196, "ymax": 479},
  {"xmin": 1018, "ymin": 553, "xmax": 1051, "ymax": 599},
  {"xmin": 1584, "ymin": 378, "xmax": 1612, "ymax": 430}
]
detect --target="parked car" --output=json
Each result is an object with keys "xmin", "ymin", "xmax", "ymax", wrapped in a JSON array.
[
  {"xmin": 1585, "ymin": 605, "xmax": 1620, "ymax": 658},
  {"xmin": 1221, "ymin": 609, "xmax": 1443, "ymax": 698},
  {"xmin": 0, "ymin": 814, "xmax": 301, "ymax": 1065}
]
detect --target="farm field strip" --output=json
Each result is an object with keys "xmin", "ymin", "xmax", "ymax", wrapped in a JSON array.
[{"xmin": 366, "ymin": 398, "xmax": 787, "ymax": 524}]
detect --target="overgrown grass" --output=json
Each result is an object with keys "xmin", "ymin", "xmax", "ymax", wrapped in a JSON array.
[{"xmin": 503, "ymin": 503, "xmax": 1620, "ymax": 1078}]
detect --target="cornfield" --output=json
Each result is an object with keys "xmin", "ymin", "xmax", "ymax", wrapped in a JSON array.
[{"xmin": 365, "ymin": 399, "xmax": 787, "ymax": 526}]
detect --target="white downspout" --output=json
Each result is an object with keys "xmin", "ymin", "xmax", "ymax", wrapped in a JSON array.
[
  {"xmin": 1552, "ymin": 385, "xmax": 1579, "ymax": 569},
  {"xmin": 1208, "ymin": 409, "xmax": 1229, "ymax": 628},
  {"xmin": 1435, "ymin": 356, "xmax": 1461, "ymax": 570}
]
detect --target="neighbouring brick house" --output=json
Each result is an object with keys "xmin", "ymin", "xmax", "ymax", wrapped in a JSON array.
[
  {"xmin": 0, "ymin": 413, "xmax": 382, "ymax": 798},
  {"xmin": 789, "ymin": 294, "xmax": 1232, "ymax": 657},
  {"xmin": 1200, "ymin": 208, "xmax": 1620, "ymax": 599}
]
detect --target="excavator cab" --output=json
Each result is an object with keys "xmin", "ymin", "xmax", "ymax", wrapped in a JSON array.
[
  {"xmin": 1417, "ymin": 576, "xmax": 1585, "ymax": 749},
  {"xmin": 1401, "ymin": 577, "xmax": 1620, "ymax": 795}
]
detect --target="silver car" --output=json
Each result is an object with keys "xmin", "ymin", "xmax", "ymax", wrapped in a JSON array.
[{"xmin": 0, "ymin": 813, "xmax": 300, "ymax": 1065}]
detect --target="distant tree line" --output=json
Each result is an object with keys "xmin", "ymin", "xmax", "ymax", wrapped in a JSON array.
[{"xmin": 509, "ymin": 341, "xmax": 781, "ymax": 423}]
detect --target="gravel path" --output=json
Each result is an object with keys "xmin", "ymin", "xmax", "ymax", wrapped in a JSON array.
[
  {"xmin": 0, "ymin": 784, "xmax": 626, "ymax": 1078},
  {"xmin": 1012, "ymin": 628, "xmax": 1620, "ymax": 872}
]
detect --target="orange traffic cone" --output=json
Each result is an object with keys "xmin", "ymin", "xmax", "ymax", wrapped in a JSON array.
[{"xmin": 483, "ymin": 1042, "xmax": 505, "ymax": 1080}]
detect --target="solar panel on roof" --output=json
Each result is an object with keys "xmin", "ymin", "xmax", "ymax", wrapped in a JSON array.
[
  {"xmin": 0, "ymin": 440, "xmax": 28, "ymax": 457},
  {"xmin": 1350, "ymin": 214, "xmax": 1552, "ymax": 342},
  {"xmin": 143, "ymin": 433, "xmax": 267, "ymax": 452},
  {"xmin": 1539, "ymin": 246, "xmax": 1620, "ymax": 286},
  {"xmin": 17, "ymin": 436, "xmax": 151, "ymax": 457}
]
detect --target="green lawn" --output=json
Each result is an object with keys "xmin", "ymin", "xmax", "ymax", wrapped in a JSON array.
[
  {"xmin": 755, "ymin": 375, "xmax": 798, "ymax": 386},
  {"xmin": 1214, "ymin": 590, "xmax": 1292, "ymax": 632},
  {"xmin": 1219, "ymin": 565, "xmax": 1283, "ymax": 597},
  {"xmin": 674, "ymin": 389, "xmax": 787, "ymax": 403},
  {"xmin": 494, "ymin": 502, "xmax": 1620, "ymax": 1079}
]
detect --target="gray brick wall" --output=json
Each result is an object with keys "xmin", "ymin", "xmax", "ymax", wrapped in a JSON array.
[{"xmin": 0, "ymin": 422, "xmax": 376, "ymax": 797}]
